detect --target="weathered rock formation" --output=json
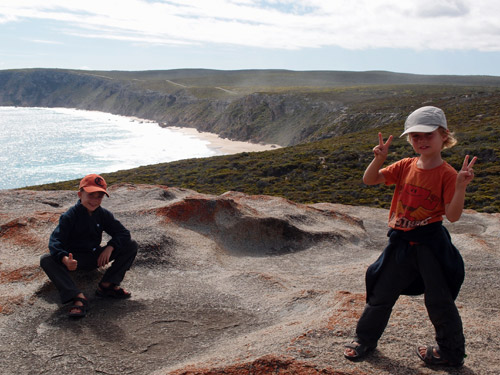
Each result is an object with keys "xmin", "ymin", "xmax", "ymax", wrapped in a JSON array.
[{"xmin": 0, "ymin": 184, "xmax": 499, "ymax": 374}]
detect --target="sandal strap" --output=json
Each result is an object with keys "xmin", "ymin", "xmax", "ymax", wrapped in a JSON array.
[
  {"xmin": 344, "ymin": 341, "xmax": 375, "ymax": 358},
  {"xmin": 99, "ymin": 282, "xmax": 121, "ymax": 291},
  {"xmin": 424, "ymin": 345, "xmax": 441, "ymax": 360},
  {"xmin": 417, "ymin": 345, "xmax": 464, "ymax": 367},
  {"xmin": 69, "ymin": 297, "xmax": 88, "ymax": 317},
  {"xmin": 72, "ymin": 297, "xmax": 88, "ymax": 306}
]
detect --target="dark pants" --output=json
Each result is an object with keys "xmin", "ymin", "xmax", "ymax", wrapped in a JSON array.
[
  {"xmin": 355, "ymin": 243, "xmax": 465, "ymax": 363},
  {"xmin": 40, "ymin": 239, "xmax": 138, "ymax": 304}
]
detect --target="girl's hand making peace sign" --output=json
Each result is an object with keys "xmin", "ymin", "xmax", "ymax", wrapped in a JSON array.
[
  {"xmin": 456, "ymin": 155, "xmax": 477, "ymax": 189},
  {"xmin": 373, "ymin": 132, "xmax": 393, "ymax": 160}
]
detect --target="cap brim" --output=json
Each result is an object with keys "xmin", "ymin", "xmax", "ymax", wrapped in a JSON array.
[
  {"xmin": 82, "ymin": 186, "xmax": 109, "ymax": 197},
  {"xmin": 400, "ymin": 124, "xmax": 439, "ymax": 137}
]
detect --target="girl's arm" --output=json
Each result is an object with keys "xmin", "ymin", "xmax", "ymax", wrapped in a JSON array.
[{"xmin": 445, "ymin": 155, "xmax": 477, "ymax": 222}]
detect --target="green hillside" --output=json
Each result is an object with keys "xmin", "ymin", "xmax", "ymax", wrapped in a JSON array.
[
  {"xmin": 3, "ymin": 69, "xmax": 498, "ymax": 213},
  {"xmin": 29, "ymin": 92, "xmax": 500, "ymax": 213}
]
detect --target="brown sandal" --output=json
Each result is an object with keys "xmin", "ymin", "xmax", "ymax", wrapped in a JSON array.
[
  {"xmin": 344, "ymin": 342, "xmax": 376, "ymax": 360},
  {"xmin": 68, "ymin": 297, "xmax": 88, "ymax": 318},
  {"xmin": 416, "ymin": 345, "xmax": 464, "ymax": 367},
  {"xmin": 96, "ymin": 282, "xmax": 131, "ymax": 299}
]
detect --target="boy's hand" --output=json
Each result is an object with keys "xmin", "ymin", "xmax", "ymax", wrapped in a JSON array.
[
  {"xmin": 373, "ymin": 132, "xmax": 393, "ymax": 160},
  {"xmin": 98, "ymin": 246, "xmax": 114, "ymax": 268},
  {"xmin": 456, "ymin": 155, "xmax": 477, "ymax": 189},
  {"xmin": 63, "ymin": 253, "xmax": 78, "ymax": 271}
]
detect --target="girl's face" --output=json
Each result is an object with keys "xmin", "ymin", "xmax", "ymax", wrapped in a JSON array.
[
  {"xmin": 408, "ymin": 130, "xmax": 447, "ymax": 156},
  {"xmin": 78, "ymin": 190, "xmax": 105, "ymax": 214}
]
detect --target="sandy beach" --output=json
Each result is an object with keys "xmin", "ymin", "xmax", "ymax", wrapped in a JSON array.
[
  {"xmin": 127, "ymin": 115, "xmax": 281, "ymax": 154},
  {"xmin": 167, "ymin": 126, "xmax": 281, "ymax": 154}
]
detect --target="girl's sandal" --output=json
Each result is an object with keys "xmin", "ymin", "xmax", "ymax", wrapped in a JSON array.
[
  {"xmin": 416, "ymin": 345, "xmax": 464, "ymax": 367},
  {"xmin": 344, "ymin": 342, "xmax": 376, "ymax": 360},
  {"xmin": 96, "ymin": 282, "xmax": 131, "ymax": 299}
]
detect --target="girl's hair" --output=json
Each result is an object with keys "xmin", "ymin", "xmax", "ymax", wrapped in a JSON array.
[
  {"xmin": 441, "ymin": 128, "xmax": 457, "ymax": 149},
  {"xmin": 406, "ymin": 128, "xmax": 457, "ymax": 149}
]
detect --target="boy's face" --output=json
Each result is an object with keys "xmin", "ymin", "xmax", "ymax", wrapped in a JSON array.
[
  {"xmin": 78, "ymin": 190, "xmax": 105, "ymax": 213},
  {"xmin": 408, "ymin": 130, "xmax": 447, "ymax": 155}
]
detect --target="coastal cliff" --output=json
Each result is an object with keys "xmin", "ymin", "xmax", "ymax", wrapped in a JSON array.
[
  {"xmin": 2, "ymin": 69, "xmax": 500, "ymax": 146},
  {"xmin": 1, "ymin": 184, "xmax": 499, "ymax": 374}
]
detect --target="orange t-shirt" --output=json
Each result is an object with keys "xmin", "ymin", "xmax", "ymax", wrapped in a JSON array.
[{"xmin": 381, "ymin": 157, "xmax": 457, "ymax": 231}]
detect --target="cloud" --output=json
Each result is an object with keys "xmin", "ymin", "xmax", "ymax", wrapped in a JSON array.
[
  {"xmin": 27, "ymin": 38, "xmax": 64, "ymax": 45},
  {"xmin": 413, "ymin": 0, "xmax": 470, "ymax": 18},
  {"xmin": 1, "ymin": 0, "xmax": 499, "ymax": 52}
]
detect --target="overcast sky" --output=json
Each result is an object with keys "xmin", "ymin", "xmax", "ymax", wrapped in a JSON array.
[{"xmin": 1, "ymin": 0, "xmax": 499, "ymax": 76}]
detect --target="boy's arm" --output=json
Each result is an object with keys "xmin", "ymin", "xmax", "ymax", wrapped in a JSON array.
[
  {"xmin": 363, "ymin": 132, "xmax": 393, "ymax": 185},
  {"xmin": 102, "ymin": 209, "xmax": 131, "ymax": 250},
  {"xmin": 48, "ymin": 214, "xmax": 72, "ymax": 263},
  {"xmin": 445, "ymin": 155, "xmax": 477, "ymax": 222}
]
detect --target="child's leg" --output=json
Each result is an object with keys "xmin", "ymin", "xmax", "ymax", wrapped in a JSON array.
[
  {"xmin": 355, "ymin": 248, "xmax": 418, "ymax": 348},
  {"xmin": 40, "ymin": 253, "xmax": 82, "ymax": 304},
  {"xmin": 416, "ymin": 245, "xmax": 465, "ymax": 364},
  {"xmin": 100, "ymin": 239, "xmax": 138, "ymax": 285}
]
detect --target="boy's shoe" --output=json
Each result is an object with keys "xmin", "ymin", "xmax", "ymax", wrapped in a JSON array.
[
  {"xmin": 68, "ymin": 297, "xmax": 88, "ymax": 318},
  {"xmin": 96, "ymin": 282, "xmax": 131, "ymax": 299},
  {"xmin": 416, "ymin": 345, "xmax": 464, "ymax": 367}
]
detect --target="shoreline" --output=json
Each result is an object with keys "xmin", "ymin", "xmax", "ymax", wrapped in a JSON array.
[
  {"xmin": 125, "ymin": 114, "xmax": 281, "ymax": 154},
  {"xmin": 2, "ymin": 106, "xmax": 281, "ymax": 155},
  {"xmin": 125, "ymin": 113, "xmax": 281, "ymax": 154},
  {"xmin": 167, "ymin": 126, "xmax": 281, "ymax": 154}
]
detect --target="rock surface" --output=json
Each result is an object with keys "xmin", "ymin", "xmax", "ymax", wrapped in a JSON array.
[{"xmin": 0, "ymin": 184, "xmax": 499, "ymax": 374}]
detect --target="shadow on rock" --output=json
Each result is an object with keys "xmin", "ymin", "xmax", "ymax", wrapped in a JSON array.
[
  {"xmin": 366, "ymin": 351, "xmax": 478, "ymax": 375},
  {"xmin": 47, "ymin": 298, "xmax": 146, "ymax": 344}
]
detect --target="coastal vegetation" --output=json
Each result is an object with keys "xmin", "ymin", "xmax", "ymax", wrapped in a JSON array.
[{"xmin": 1, "ymin": 69, "xmax": 499, "ymax": 212}]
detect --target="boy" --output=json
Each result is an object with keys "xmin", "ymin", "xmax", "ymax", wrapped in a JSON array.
[
  {"xmin": 343, "ymin": 106, "xmax": 476, "ymax": 366},
  {"xmin": 40, "ymin": 174, "xmax": 137, "ymax": 318}
]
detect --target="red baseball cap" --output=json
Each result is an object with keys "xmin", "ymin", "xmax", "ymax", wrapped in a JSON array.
[{"xmin": 79, "ymin": 174, "xmax": 109, "ymax": 196}]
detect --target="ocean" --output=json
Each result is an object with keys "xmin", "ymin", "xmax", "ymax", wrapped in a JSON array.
[{"xmin": 0, "ymin": 107, "xmax": 221, "ymax": 190}]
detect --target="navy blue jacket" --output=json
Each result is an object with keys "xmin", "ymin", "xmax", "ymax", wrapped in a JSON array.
[
  {"xmin": 48, "ymin": 200, "xmax": 131, "ymax": 263},
  {"xmin": 365, "ymin": 221, "xmax": 464, "ymax": 301}
]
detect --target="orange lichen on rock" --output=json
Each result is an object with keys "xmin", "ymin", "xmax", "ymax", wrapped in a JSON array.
[
  {"xmin": 156, "ymin": 196, "xmax": 242, "ymax": 224},
  {"xmin": 0, "ymin": 212, "xmax": 59, "ymax": 247},
  {"xmin": 0, "ymin": 265, "xmax": 43, "ymax": 284},
  {"xmin": 0, "ymin": 295, "xmax": 25, "ymax": 315},
  {"xmin": 326, "ymin": 291, "xmax": 365, "ymax": 331},
  {"xmin": 0, "ymin": 218, "xmax": 28, "ymax": 237},
  {"xmin": 167, "ymin": 355, "xmax": 361, "ymax": 375}
]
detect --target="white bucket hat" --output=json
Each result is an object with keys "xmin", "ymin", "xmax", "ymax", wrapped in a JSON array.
[{"xmin": 400, "ymin": 106, "xmax": 448, "ymax": 137}]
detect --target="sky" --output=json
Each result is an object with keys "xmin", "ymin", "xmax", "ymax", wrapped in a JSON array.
[{"xmin": 1, "ymin": 0, "xmax": 499, "ymax": 76}]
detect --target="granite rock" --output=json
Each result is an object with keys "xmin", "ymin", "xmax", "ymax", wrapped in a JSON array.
[{"xmin": 0, "ymin": 184, "xmax": 498, "ymax": 374}]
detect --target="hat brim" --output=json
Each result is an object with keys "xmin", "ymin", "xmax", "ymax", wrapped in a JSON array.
[
  {"xmin": 400, "ymin": 124, "xmax": 439, "ymax": 137},
  {"xmin": 82, "ymin": 186, "xmax": 110, "ymax": 197}
]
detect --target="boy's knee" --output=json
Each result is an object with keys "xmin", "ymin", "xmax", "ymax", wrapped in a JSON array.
[
  {"xmin": 119, "ymin": 239, "xmax": 138, "ymax": 257},
  {"xmin": 131, "ymin": 239, "xmax": 138, "ymax": 251},
  {"xmin": 127, "ymin": 239, "xmax": 138, "ymax": 254},
  {"xmin": 40, "ymin": 253, "xmax": 53, "ymax": 269}
]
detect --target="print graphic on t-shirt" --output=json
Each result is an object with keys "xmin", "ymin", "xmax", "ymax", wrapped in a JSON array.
[{"xmin": 393, "ymin": 183, "xmax": 438, "ymax": 228}]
